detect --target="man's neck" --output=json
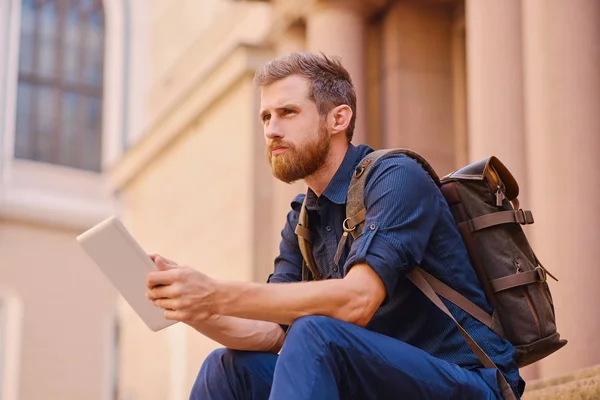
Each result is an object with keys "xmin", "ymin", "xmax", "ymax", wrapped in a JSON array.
[{"xmin": 304, "ymin": 143, "xmax": 349, "ymax": 197}]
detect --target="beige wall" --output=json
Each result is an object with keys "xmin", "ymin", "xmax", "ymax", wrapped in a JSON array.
[
  {"xmin": 0, "ymin": 219, "xmax": 117, "ymax": 400},
  {"xmin": 148, "ymin": 0, "xmax": 230, "ymax": 90}
]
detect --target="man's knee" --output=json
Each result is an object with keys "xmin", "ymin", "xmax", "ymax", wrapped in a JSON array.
[
  {"xmin": 191, "ymin": 348, "xmax": 276, "ymax": 400},
  {"xmin": 285, "ymin": 315, "xmax": 349, "ymax": 347},
  {"xmin": 191, "ymin": 348, "xmax": 246, "ymax": 399},
  {"xmin": 195, "ymin": 348, "xmax": 254, "ymax": 380},
  {"xmin": 193, "ymin": 348, "xmax": 231, "ymax": 385}
]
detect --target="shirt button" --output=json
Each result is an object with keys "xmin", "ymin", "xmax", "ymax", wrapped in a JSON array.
[
  {"xmin": 333, "ymin": 266, "xmax": 338, "ymax": 272},
  {"xmin": 370, "ymin": 224, "xmax": 376, "ymax": 230},
  {"xmin": 326, "ymin": 226, "xmax": 332, "ymax": 232}
]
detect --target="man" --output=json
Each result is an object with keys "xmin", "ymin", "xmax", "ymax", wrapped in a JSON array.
[{"xmin": 146, "ymin": 52, "xmax": 524, "ymax": 399}]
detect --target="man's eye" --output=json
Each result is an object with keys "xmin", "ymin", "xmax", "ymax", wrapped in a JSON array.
[
  {"xmin": 282, "ymin": 109, "xmax": 295, "ymax": 116},
  {"xmin": 262, "ymin": 114, "xmax": 271, "ymax": 122}
]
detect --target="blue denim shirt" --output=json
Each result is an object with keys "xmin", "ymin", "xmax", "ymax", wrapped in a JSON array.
[{"xmin": 269, "ymin": 144, "xmax": 523, "ymax": 395}]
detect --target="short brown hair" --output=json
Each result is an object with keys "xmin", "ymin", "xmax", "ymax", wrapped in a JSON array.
[{"xmin": 254, "ymin": 52, "xmax": 357, "ymax": 142}]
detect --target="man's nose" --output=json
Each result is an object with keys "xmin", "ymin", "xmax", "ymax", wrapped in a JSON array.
[{"xmin": 264, "ymin": 119, "xmax": 283, "ymax": 140}]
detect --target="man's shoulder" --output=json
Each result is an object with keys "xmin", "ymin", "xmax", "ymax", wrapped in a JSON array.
[
  {"xmin": 290, "ymin": 193, "xmax": 305, "ymax": 212},
  {"xmin": 365, "ymin": 151, "xmax": 436, "ymax": 186}
]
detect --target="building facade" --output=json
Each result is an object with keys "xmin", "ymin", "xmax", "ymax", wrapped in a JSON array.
[{"xmin": 0, "ymin": 0, "xmax": 598, "ymax": 399}]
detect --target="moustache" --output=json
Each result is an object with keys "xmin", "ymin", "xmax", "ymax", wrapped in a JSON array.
[{"xmin": 268, "ymin": 140, "xmax": 293, "ymax": 152}]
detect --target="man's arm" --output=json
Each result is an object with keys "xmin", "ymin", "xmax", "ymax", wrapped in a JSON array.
[
  {"xmin": 186, "ymin": 314, "xmax": 286, "ymax": 353},
  {"xmin": 148, "ymin": 261, "xmax": 385, "ymax": 329},
  {"xmin": 216, "ymin": 263, "xmax": 385, "ymax": 327}
]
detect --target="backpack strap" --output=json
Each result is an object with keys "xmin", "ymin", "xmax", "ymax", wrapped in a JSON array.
[
  {"xmin": 347, "ymin": 148, "xmax": 440, "ymax": 236},
  {"xmin": 333, "ymin": 148, "xmax": 441, "ymax": 266},
  {"xmin": 295, "ymin": 194, "xmax": 323, "ymax": 281},
  {"xmin": 342, "ymin": 148, "xmax": 516, "ymax": 400},
  {"xmin": 416, "ymin": 268, "xmax": 494, "ymax": 331},
  {"xmin": 407, "ymin": 268, "xmax": 517, "ymax": 400}
]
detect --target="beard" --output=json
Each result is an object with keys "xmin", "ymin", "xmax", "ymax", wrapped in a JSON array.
[{"xmin": 266, "ymin": 123, "xmax": 331, "ymax": 184}]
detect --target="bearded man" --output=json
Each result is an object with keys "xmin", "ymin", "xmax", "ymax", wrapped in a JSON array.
[{"xmin": 145, "ymin": 52, "xmax": 524, "ymax": 400}]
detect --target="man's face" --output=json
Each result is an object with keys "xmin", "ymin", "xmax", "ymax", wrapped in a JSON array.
[{"xmin": 259, "ymin": 75, "xmax": 331, "ymax": 183}]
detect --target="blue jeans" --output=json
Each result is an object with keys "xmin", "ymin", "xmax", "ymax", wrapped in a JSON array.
[{"xmin": 190, "ymin": 316, "xmax": 504, "ymax": 400}]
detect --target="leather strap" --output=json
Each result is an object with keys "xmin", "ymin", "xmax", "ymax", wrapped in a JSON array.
[
  {"xmin": 417, "ymin": 268, "xmax": 494, "ymax": 331},
  {"xmin": 407, "ymin": 268, "xmax": 517, "ymax": 400},
  {"xmin": 344, "ymin": 208, "xmax": 366, "ymax": 231},
  {"xmin": 490, "ymin": 268, "xmax": 546, "ymax": 293},
  {"xmin": 294, "ymin": 224, "xmax": 312, "ymax": 243},
  {"xmin": 333, "ymin": 232, "xmax": 348, "ymax": 267},
  {"xmin": 333, "ymin": 208, "xmax": 367, "ymax": 267},
  {"xmin": 469, "ymin": 210, "xmax": 534, "ymax": 232},
  {"xmin": 345, "ymin": 149, "xmax": 441, "ymax": 240},
  {"xmin": 297, "ymin": 196, "xmax": 322, "ymax": 280}
]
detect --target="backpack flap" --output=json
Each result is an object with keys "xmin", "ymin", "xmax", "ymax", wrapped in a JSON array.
[{"xmin": 443, "ymin": 156, "xmax": 519, "ymax": 208}]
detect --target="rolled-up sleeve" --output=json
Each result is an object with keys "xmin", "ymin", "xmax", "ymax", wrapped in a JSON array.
[{"xmin": 343, "ymin": 155, "xmax": 442, "ymax": 300}]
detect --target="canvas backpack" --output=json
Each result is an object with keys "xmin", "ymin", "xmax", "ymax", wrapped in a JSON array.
[{"xmin": 295, "ymin": 148, "xmax": 567, "ymax": 400}]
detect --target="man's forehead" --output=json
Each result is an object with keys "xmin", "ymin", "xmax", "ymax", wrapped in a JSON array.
[{"xmin": 260, "ymin": 75, "xmax": 311, "ymax": 107}]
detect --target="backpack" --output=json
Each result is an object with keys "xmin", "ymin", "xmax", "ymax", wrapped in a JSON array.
[{"xmin": 295, "ymin": 148, "xmax": 567, "ymax": 400}]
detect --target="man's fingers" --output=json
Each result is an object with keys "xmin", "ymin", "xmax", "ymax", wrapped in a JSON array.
[
  {"xmin": 164, "ymin": 309, "xmax": 182, "ymax": 321},
  {"xmin": 147, "ymin": 269, "xmax": 178, "ymax": 288},
  {"xmin": 153, "ymin": 298, "xmax": 178, "ymax": 310},
  {"xmin": 147, "ymin": 283, "xmax": 179, "ymax": 300}
]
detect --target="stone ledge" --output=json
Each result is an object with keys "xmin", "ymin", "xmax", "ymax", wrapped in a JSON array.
[{"xmin": 523, "ymin": 365, "xmax": 600, "ymax": 400}]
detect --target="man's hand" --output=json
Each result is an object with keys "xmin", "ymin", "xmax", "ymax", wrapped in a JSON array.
[{"xmin": 146, "ymin": 255, "xmax": 219, "ymax": 325}]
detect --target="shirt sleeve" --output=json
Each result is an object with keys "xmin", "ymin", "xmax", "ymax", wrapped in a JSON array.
[
  {"xmin": 266, "ymin": 194, "xmax": 304, "ymax": 333},
  {"xmin": 267, "ymin": 194, "xmax": 304, "ymax": 284},
  {"xmin": 343, "ymin": 154, "xmax": 442, "ymax": 301}
]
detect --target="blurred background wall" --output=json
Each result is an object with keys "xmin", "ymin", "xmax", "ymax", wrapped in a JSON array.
[{"xmin": 0, "ymin": 0, "xmax": 598, "ymax": 399}]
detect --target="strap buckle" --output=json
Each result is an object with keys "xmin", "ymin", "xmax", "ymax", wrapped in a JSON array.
[
  {"xmin": 534, "ymin": 266, "xmax": 547, "ymax": 283},
  {"xmin": 354, "ymin": 159, "xmax": 372, "ymax": 178},
  {"xmin": 517, "ymin": 209, "xmax": 534, "ymax": 225},
  {"xmin": 342, "ymin": 218, "xmax": 357, "ymax": 232}
]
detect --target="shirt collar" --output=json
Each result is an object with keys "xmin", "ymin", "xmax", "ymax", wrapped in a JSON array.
[{"xmin": 305, "ymin": 144, "xmax": 373, "ymax": 209}]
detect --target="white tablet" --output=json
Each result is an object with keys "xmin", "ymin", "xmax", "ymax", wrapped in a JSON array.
[{"xmin": 77, "ymin": 216, "xmax": 177, "ymax": 332}]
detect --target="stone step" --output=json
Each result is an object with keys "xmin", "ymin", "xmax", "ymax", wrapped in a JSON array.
[{"xmin": 523, "ymin": 364, "xmax": 600, "ymax": 400}]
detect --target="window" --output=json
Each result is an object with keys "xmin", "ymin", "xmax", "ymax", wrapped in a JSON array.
[{"xmin": 15, "ymin": 0, "xmax": 105, "ymax": 172}]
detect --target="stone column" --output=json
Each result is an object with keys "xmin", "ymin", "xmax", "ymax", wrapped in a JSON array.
[
  {"xmin": 306, "ymin": 0, "xmax": 368, "ymax": 145},
  {"xmin": 466, "ymin": 0, "xmax": 528, "ymax": 201},
  {"xmin": 380, "ymin": 0, "xmax": 455, "ymax": 175},
  {"xmin": 522, "ymin": 0, "xmax": 600, "ymax": 378}
]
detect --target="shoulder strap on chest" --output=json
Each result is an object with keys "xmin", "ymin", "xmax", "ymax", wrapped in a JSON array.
[
  {"xmin": 295, "ymin": 195, "xmax": 323, "ymax": 281},
  {"xmin": 345, "ymin": 148, "xmax": 441, "ymax": 238}
]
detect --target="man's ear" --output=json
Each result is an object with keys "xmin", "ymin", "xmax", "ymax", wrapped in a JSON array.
[{"xmin": 329, "ymin": 105, "xmax": 353, "ymax": 136}]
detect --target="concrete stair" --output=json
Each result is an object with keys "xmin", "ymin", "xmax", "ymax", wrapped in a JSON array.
[{"xmin": 523, "ymin": 365, "xmax": 600, "ymax": 399}]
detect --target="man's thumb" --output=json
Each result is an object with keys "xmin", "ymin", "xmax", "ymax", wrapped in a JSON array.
[{"xmin": 155, "ymin": 255, "xmax": 177, "ymax": 271}]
